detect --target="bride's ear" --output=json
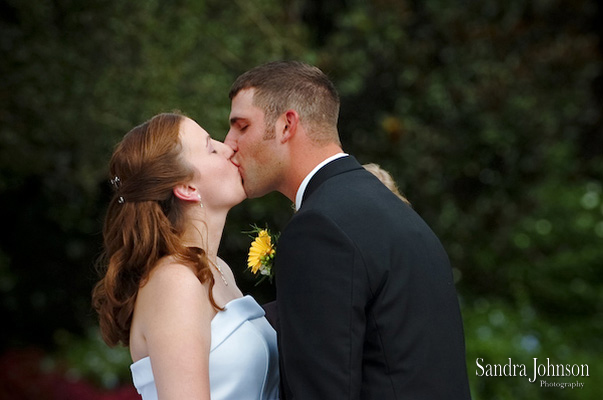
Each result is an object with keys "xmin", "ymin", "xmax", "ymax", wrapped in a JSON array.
[{"xmin": 173, "ymin": 184, "xmax": 198, "ymax": 202}]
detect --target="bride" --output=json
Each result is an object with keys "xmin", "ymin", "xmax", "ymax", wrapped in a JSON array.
[{"xmin": 92, "ymin": 113, "xmax": 279, "ymax": 399}]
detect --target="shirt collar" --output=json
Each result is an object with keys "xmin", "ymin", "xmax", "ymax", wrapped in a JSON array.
[{"xmin": 294, "ymin": 153, "xmax": 348, "ymax": 211}]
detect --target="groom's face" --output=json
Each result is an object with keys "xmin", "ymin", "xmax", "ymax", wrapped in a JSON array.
[{"xmin": 225, "ymin": 88, "xmax": 281, "ymax": 199}]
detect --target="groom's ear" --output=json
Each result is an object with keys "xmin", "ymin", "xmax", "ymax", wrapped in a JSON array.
[
  {"xmin": 173, "ymin": 184, "xmax": 198, "ymax": 202},
  {"xmin": 279, "ymin": 109, "xmax": 299, "ymax": 144}
]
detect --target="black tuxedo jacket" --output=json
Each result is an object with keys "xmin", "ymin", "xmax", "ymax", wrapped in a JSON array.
[{"xmin": 275, "ymin": 156, "xmax": 471, "ymax": 399}]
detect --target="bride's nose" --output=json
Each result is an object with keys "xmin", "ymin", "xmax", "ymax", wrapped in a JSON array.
[{"xmin": 214, "ymin": 140, "xmax": 234, "ymax": 158}]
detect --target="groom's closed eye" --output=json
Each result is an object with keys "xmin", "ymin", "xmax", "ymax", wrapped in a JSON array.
[
  {"xmin": 236, "ymin": 123, "xmax": 248, "ymax": 132},
  {"xmin": 230, "ymin": 118, "xmax": 249, "ymax": 132}
]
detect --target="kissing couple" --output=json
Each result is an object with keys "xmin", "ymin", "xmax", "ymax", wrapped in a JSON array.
[{"xmin": 93, "ymin": 61, "xmax": 471, "ymax": 399}]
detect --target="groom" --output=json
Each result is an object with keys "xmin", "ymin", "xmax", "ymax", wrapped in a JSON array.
[{"xmin": 225, "ymin": 61, "xmax": 471, "ymax": 399}]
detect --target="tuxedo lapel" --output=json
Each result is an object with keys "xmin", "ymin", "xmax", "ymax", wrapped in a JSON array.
[{"xmin": 302, "ymin": 156, "xmax": 364, "ymax": 206}]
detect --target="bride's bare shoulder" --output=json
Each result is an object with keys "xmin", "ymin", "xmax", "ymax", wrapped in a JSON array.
[
  {"xmin": 130, "ymin": 257, "xmax": 214, "ymax": 362},
  {"xmin": 139, "ymin": 257, "xmax": 209, "ymax": 301}
]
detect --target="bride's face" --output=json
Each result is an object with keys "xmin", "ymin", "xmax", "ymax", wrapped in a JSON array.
[{"xmin": 179, "ymin": 117, "xmax": 246, "ymax": 210}]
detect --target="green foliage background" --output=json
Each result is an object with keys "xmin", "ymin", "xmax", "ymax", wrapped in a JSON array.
[{"xmin": 1, "ymin": 0, "xmax": 601, "ymax": 398}]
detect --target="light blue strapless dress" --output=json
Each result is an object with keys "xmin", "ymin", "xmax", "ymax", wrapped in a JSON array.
[{"xmin": 130, "ymin": 295, "xmax": 280, "ymax": 399}]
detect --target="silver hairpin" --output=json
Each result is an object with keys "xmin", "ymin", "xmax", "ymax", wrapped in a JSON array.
[
  {"xmin": 117, "ymin": 196, "xmax": 125, "ymax": 204},
  {"xmin": 110, "ymin": 176, "xmax": 121, "ymax": 188}
]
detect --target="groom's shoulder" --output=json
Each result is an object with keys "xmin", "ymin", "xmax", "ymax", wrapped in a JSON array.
[
  {"xmin": 301, "ymin": 169, "xmax": 429, "ymax": 233},
  {"xmin": 307, "ymin": 167, "xmax": 402, "ymax": 210}
]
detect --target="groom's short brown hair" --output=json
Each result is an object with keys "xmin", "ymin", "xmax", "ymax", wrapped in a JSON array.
[{"xmin": 229, "ymin": 61, "xmax": 341, "ymax": 145}]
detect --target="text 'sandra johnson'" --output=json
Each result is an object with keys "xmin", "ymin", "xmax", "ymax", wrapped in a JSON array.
[{"xmin": 476, "ymin": 358, "xmax": 589, "ymax": 383}]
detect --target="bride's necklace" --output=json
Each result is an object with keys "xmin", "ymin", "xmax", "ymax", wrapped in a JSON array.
[
  {"xmin": 183, "ymin": 244, "xmax": 228, "ymax": 286},
  {"xmin": 213, "ymin": 262, "xmax": 229, "ymax": 286}
]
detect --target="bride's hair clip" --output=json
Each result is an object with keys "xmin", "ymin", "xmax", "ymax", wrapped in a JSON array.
[
  {"xmin": 110, "ymin": 176, "xmax": 125, "ymax": 204},
  {"xmin": 110, "ymin": 176, "xmax": 121, "ymax": 189}
]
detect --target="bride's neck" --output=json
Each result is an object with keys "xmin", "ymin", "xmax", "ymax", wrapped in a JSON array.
[{"xmin": 181, "ymin": 210, "xmax": 227, "ymax": 262}]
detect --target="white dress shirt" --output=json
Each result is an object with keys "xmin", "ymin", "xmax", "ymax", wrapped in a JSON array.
[{"xmin": 294, "ymin": 153, "xmax": 348, "ymax": 211}]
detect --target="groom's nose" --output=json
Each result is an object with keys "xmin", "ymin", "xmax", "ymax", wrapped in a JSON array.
[{"xmin": 224, "ymin": 130, "xmax": 238, "ymax": 152}]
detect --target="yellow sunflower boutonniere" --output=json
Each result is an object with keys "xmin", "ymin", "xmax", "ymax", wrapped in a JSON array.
[{"xmin": 245, "ymin": 224, "xmax": 279, "ymax": 285}]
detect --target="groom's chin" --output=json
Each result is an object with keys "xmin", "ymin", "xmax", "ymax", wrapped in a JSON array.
[
  {"xmin": 242, "ymin": 182, "xmax": 256, "ymax": 199},
  {"xmin": 243, "ymin": 189, "xmax": 260, "ymax": 199},
  {"xmin": 242, "ymin": 186, "xmax": 257, "ymax": 200},
  {"xmin": 243, "ymin": 185, "xmax": 270, "ymax": 200}
]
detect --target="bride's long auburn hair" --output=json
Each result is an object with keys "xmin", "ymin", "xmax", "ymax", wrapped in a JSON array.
[{"xmin": 92, "ymin": 112, "xmax": 219, "ymax": 347}]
